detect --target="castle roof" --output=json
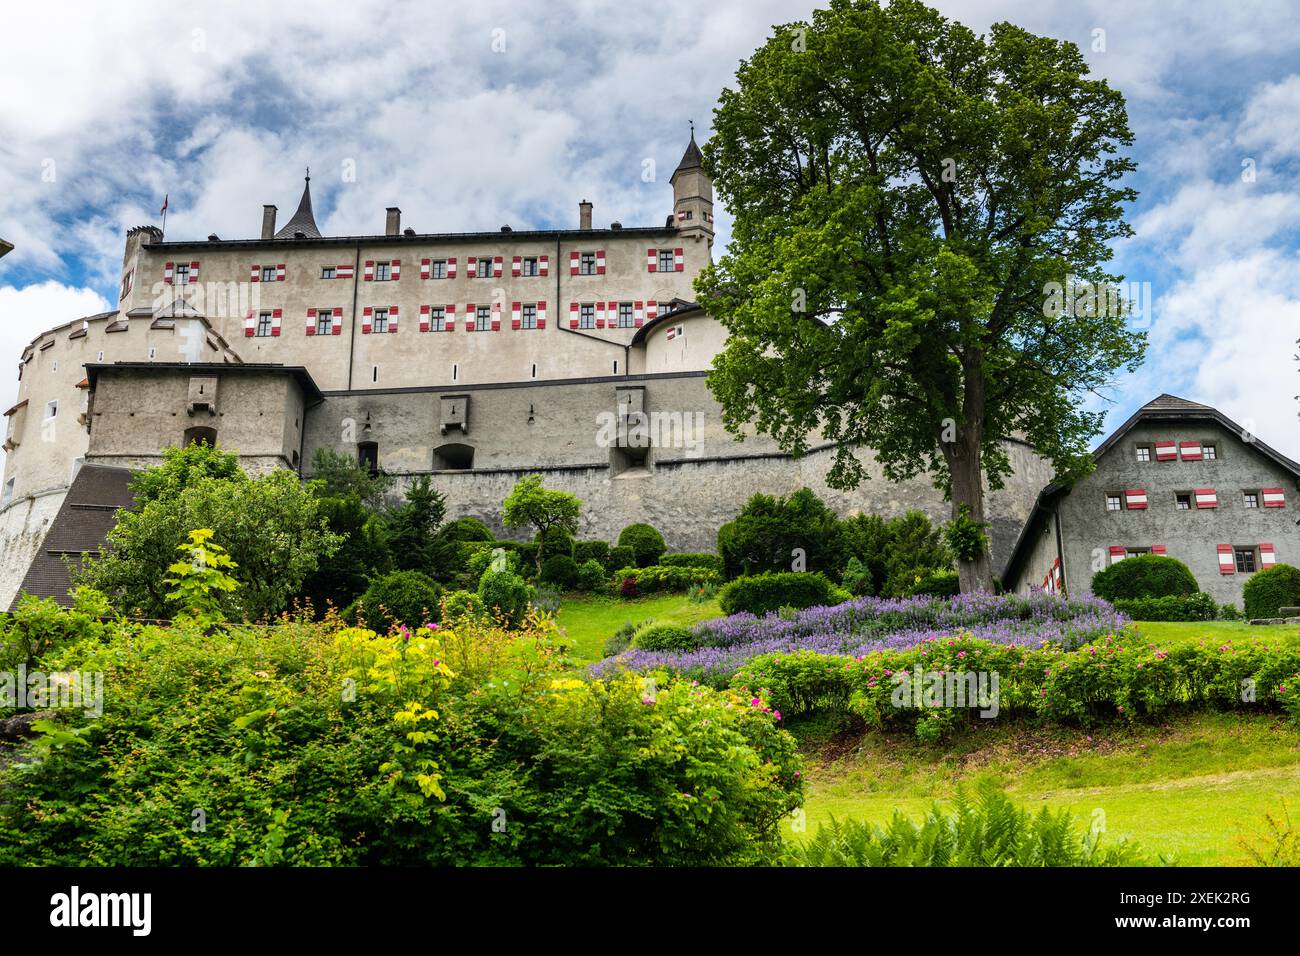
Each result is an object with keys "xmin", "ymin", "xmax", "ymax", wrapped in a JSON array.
[
  {"xmin": 274, "ymin": 175, "xmax": 321, "ymax": 239},
  {"xmin": 670, "ymin": 129, "xmax": 703, "ymax": 185}
]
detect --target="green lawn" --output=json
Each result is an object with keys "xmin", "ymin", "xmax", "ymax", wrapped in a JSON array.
[
  {"xmin": 1120, "ymin": 619, "xmax": 1300, "ymax": 646},
  {"xmin": 555, "ymin": 593, "xmax": 723, "ymax": 662}
]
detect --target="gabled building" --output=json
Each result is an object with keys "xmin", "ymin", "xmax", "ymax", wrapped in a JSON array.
[{"xmin": 1005, "ymin": 394, "xmax": 1300, "ymax": 605}]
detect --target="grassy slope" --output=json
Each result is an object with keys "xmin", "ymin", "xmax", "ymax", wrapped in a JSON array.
[{"xmin": 555, "ymin": 593, "xmax": 723, "ymax": 663}]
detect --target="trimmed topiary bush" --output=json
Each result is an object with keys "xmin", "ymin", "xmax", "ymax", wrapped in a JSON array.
[
  {"xmin": 606, "ymin": 545, "xmax": 636, "ymax": 572},
  {"xmin": 633, "ymin": 622, "xmax": 697, "ymax": 651},
  {"xmin": 348, "ymin": 570, "xmax": 442, "ymax": 632},
  {"xmin": 660, "ymin": 553, "xmax": 725, "ymax": 573},
  {"xmin": 613, "ymin": 564, "xmax": 721, "ymax": 595},
  {"xmin": 717, "ymin": 572, "xmax": 851, "ymax": 617},
  {"xmin": 1243, "ymin": 564, "xmax": 1300, "ymax": 620},
  {"xmin": 618, "ymin": 523, "xmax": 667, "ymax": 567},
  {"xmin": 717, "ymin": 489, "xmax": 845, "ymax": 580},
  {"xmin": 573, "ymin": 540, "xmax": 611, "ymax": 567},
  {"xmin": 1089, "ymin": 554, "xmax": 1199, "ymax": 602},
  {"xmin": 577, "ymin": 559, "xmax": 608, "ymax": 592},
  {"xmin": 539, "ymin": 554, "xmax": 580, "ymax": 590},
  {"xmin": 442, "ymin": 516, "xmax": 495, "ymax": 542},
  {"xmin": 905, "ymin": 569, "xmax": 960, "ymax": 598},
  {"xmin": 535, "ymin": 526, "xmax": 575, "ymax": 559},
  {"xmin": 1113, "ymin": 592, "xmax": 1217, "ymax": 622},
  {"xmin": 477, "ymin": 568, "xmax": 534, "ymax": 627}
]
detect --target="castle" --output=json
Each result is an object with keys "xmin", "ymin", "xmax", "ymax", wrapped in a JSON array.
[{"xmin": 0, "ymin": 134, "xmax": 1082, "ymax": 608}]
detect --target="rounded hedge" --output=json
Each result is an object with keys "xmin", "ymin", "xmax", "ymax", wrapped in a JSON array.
[
  {"xmin": 618, "ymin": 523, "xmax": 667, "ymax": 567},
  {"xmin": 573, "ymin": 540, "xmax": 611, "ymax": 566},
  {"xmin": 539, "ymin": 554, "xmax": 580, "ymax": 590},
  {"xmin": 717, "ymin": 571, "xmax": 851, "ymax": 617},
  {"xmin": 1088, "ymin": 554, "xmax": 1199, "ymax": 602},
  {"xmin": 577, "ymin": 559, "xmax": 608, "ymax": 592},
  {"xmin": 659, "ymin": 553, "xmax": 725, "ymax": 573},
  {"xmin": 477, "ymin": 568, "xmax": 533, "ymax": 627},
  {"xmin": 1243, "ymin": 564, "xmax": 1300, "ymax": 620},
  {"xmin": 349, "ymin": 570, "xmax": 442, "ymax": 632},
  {"xmin": 442, "ymin": 517, "xmax": 495, "ymax": 542},
  {"xmin": 606, "ymin": 545, "xmax": 636, "ymax": 572},
  {"xmin": 633, "ymin": 622, "xmax": 697, "ymax": 651},
  {"xmin": 905, "ymin": 569, "xmax": 960, "ymax": 598},
  {"xmin": 535, "ymin": 526, "xmax": 576, "ymax": 558}
]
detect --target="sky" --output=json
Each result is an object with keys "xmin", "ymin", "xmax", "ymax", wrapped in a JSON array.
[{"xmin": 2, "ymin": 0, "xmax": 1299, "ymax": 466}]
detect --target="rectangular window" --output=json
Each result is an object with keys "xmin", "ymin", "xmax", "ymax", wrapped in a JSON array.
[
  {"xmin": 475, "ymin": 306, "xmax": 491, "ymax": 330},
  {"xmin": 1175, "ymin": 493, "xmax": 1191, "ymax": 510},
  {"xmin": 1244, "ymin": 492, "xmax": 1260, "ymax": 509},
  {"xmin": 257, "ymin": 312, "xmax": 273, "ymax": 336},
  {"xmin": 429, "ymin": 306, "xmax": 446, "ymax": 332},
  {"xmin": 658, "ymin": 250, "xmax": 675, "ymax": 273},
  {"xmin": 580, "ymin": 252, "xmax": 597, "ymax": 275},
  {"xmin": 430, "ymin": 259, "xmax": 447, "ymax": 279},
  {"xmin": 174, "ymin": 263, "xmax": 190, "ymax": 284},
  {"xmin": 321, "ymin": 266, "xmax": 337, "ymax": 280},
  {"xmin": 1135, "ymin": 445, "xmax": 1151, "ymax": 462},
  {"xmin": 521, "ymin": 304, "xmax": 538, "ymax": 329},
  {"xmin": 579, "ymin": 303, "xmax": 595, "ymax": 329},
  {"xmin": 479, "ymin": 257, "xmax": 496, "ymax": 279},
  {"xmin": 261, "ymin": 266, "xmax": 277, "ymax": 283},
  {"xmin": 618, "ymin": 302, "xmax": 634, "ymax": 328},
  {"xmin": 373, "ymin": 308, "xmax": 389, "ymax": 334},
  {"xmin": 44, "ymin": 400, "xmax": 57, "ymax": 419},
  {"xmin": 1126, "ymin": 548, "xmax": 1149, "ymax": 559},
  {"xmin": 1235, "ymin": 548, "xmax": 1257, "ymax": 573},
  {"xmin": 1204, "ymin": 444, "xmax": 1217, "ymax": 460},
  {"xmin": 522, "ymin": 257, "xmax": 539, "ymax": 277},
  {"xmin": 1106, "ymin": 494, "xmax": 1123, "ymax": 512},
  {"xmin": 375, "ymin": 262, "xmax": 391, "ymax": 282},
  {"xmin": 316, "ymin": 310, "xmax": 332, "ymax": 335}
]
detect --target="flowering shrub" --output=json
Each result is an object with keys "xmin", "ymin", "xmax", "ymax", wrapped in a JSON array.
[
  {"xmin": 611, "ymin": 564, "xmax": 722, "ymax": 595},
  {"xmin": 592, "ymin": 590, "xmax": 1126, "ymax": 685}
]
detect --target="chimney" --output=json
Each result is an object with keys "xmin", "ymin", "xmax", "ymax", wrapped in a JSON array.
[
  {"xmin": 385, "ymin": 207, "xmax": 401, "ymax": 236},
  {"xmin": 261, "ymin": 205, "xmax": 277, "ymax": 240},
  {"xmin": 579, "ymin": 200, "xmax": 593, "ymax": 230}
]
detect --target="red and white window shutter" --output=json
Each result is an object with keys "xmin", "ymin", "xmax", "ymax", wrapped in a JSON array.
[
  {"xmin": 189, "ymin": 261, "xmax": 200, "ymax": 283},
  {"xmin": 447, "ymin": 258, "xmax": 457, "ymax": 279},
  {"xmin": 538, "ymin": 255, "xmax": 549, "ymax": 277},
  {"xmin": 634, "ymin": 301, "xmax": 645, "ymax": 327},
  {"xmin": 243, "ymin": 310, "xmax": 255, "ymax": 336},
  {"xmin": 388, "ymin": 305, "xmax": 398, "ymax": 332},
  {"xmin": 595, "ymin": 301, "xmax": 606, "ymax": 329},
  {"xmin": 1155, "ymin": 440, "xmax": 1177, "ymax": 461},
  {"xmin": 250, "ymin": 264, "xmax": 261, "ymax": 282},
  {"xmin": 674, "ymin": 248, "xmax": 684, "ymax": 272},
  {"xmin": 270, "ymin": 308, "xmax": 282, "ymax": 336},
  {"xmin": 569, "ymin": 302, "xmax": 579, "ymax": 329},
  {"xmin": 493, "ymin": 256, "xmax": 503, "ymax": 278},
  {"xmin": 421, "ymin": 258, "xmax": 431, "ymax": 280},
  {"xmin": 306, "ymin": 308, "xmax": 317, "ymax": 335},
  {"xmin": 570, "ymin": 251, "xmax": 580, "ymax": 276},
  {"xmin": 536, "ymin": 300, "xmax": 546, "ymax": 329},
  {"xmin": 467, "ymin": 257, "xmax": 477, "ymax": 278},
  {"xmin": 1262, "ymin": 487, "xmax": 1286, "ymax": 508},
  {"xmin": 490, "ymin": 302, "xmax": 501, "ymax": 331},
  {"xmin": 1124, "ymin": 489, "xmax": 1147, "ymax": 510},
  {"xmin": 362, "ymin": 307, "xmax": 373, "ymax": 334},
  {"xmin": 445, "ymin": 304, "xmax": 456, "ymax": 331},
  {"xmin": 391, "ymin": 260, "xmax": 401, "ymax": 281},
  {"xmin": 1195, "ymin": 488, "xmax": 1217, "ymax": 509},
  {"xmin": 364, "ymin": 261, "xmax": 375, "ymax": 281},
  {"xmin": 466, "ymin": 303, "xmax": 476, "ymax": 331},
  {"xmin": 276, "ymin": 263, "xmax": 285, "ymax": 281},
  {"xmin": 337, "ymin": 264, "xmax": 355, "ymax": 279},
  {"xmin": 1108, "ymin": 546, "xmax": 1125, "ymax": 565},
  {"xmin": 1152, "ymin": 544, "xmax": 1168, "ymax": 556},
  {"xmin": 1261, "ymin": 543, "xmax": 1277, "ymax": 568},
  {"xmin": 164, "ymin": 262, "xmax": 174, "ymax": 284},
  {"xmin": 646, "ymin": 248, "xmax": 657, "ymax": 272},
  {"xmin": 511, "ymin": 256, "xmax": 522, "ymax": 278},
  {"xmin": 511, "ymin": 301, "xmax": 522, "ymax": 330},
  {"xmin": 646, "ymin": 301, "xmax": 659, "ymax": 321},
  {"xmin": 331, "ymin": 308, "xmax": 343, "ymax": 334},
  {"xmin": 420, "ymin": 305, "xmax": 431, "ymax": 332},
  {"xmin": 596, "ymin": 250, "xmax": 605, "ymax": 275},
  {"xmin": 1218, "ymin": 545, "xmax": 1235, "ymax": 574},
  {"xmin": 1180, "ymin": 441, "xmax": 1203, "ymax": 461}
]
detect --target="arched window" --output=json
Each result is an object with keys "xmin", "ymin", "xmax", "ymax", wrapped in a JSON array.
[
  {"xmin": 433, "ymin": 443, "xmax": 474, "ymax": 471},
  {"xmin": 183, "ymin": 426, "xmax": 217, "ymax": 448}
]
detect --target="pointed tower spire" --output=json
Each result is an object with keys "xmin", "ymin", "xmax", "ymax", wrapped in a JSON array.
[
  {"xmin": 670, "ymin": 125, "xmax": 712, "ymax": 249},
  {"xmin": 274, "ymin": 171, "xmax": 321, "ymax": 239}
]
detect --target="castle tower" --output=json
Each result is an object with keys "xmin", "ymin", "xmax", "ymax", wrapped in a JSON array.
[
  {"xmin": 670, "ymin": 126, "xmax": 713, "ymax": 249},
  {"xmin": 274, "ymin": 172, "xmax": 322, "ymax": 239}
]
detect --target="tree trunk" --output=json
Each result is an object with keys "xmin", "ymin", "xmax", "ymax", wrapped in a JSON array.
[{"xmin": 949, "ymin": 354, "xmax": 995, "ymax": 594}]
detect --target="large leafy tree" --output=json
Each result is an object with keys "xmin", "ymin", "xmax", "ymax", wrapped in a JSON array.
[
  {"xmin": 696, "ymin": 0, "xmax": 1146, "ymax": 591},
  {"xmin": 501, "ymin": 474, "xmax": 581, "ymax": 574}
]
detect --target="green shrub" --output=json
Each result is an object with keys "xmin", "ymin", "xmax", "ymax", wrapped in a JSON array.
[
  {"xmin": 660, "ymin": 553, "xmax": 725, "ymax": 573},
  {"xmin": 606, "ymin": 545, "xmax": 636, "ymax": 572},
  {"xmin": 573, "ymin": 540, "xmax": 610, "ymax": 567},
  {"xmin": 904, "ymin": 569, "xmax": 960, "ymax": 598},
  {"xmin": 0, "ymin": 589, "xmax": 111, "ymax": 671},
  {"xmin": 577, "ymin": 559, "xmax": 608, "ymax": 592},
  {"xmin": 633, "ymin": 622, "xmax": 697, "ymax": 651},
  {"xmin": 534, "ymin": 526, "xmax": 575, "ymax": 559},
  {"xmin": 717, "ymin": 488, "xmax": 843, "ymax": 579},
  {"xmin": 539, "ymin": 554, "xmax": 580, "ymax": 590},
  {"xmin": 440, "ymin": 589, "xmax": 487, "ymax": 623},
  {"xmin": 1219, "ymin": 603, "xmax": 1244, "ymax": 621},
  {"xmin": 1244, "ymin": 564, "xmax": 1300, "ymax": 619},
  {"xmin": 688, "ymin": 581, "xmax": 719, "ymax": 604},
  {"xmin": 477, "ymin": 568, "xmax": 534, "ymax": 627},
  {"xmin": 613, "ymin": 564, "xmax": 721, "ymax": 595},
  {"xmin": 718, "ymin": 572, "xmax": 850, "ymax": 617},
  {"xmin": 1089, "ymin": 554, "xmax": 1199, "ymax": 602},
  {"xmin": 842, "ymin": 557, "xmax": 872, "ymax": 596},
  {"xmin": 492, "ymin": 540, "xmax": 539, "ymax": 574},
  {"xmin": 349, "ymin": 570, "xmax": 442, "ymax": 632},
  {"xmin": 467, "ymin": 545, "xmax": 519, "ymax": 582},
  {"xmin": 617, "ymin": 523, "xmax": 667, "ymax": 567},
  {"xmin": 530, "ymin": 586, "xmax": 562, "ymax": 616},
  {"xmin": 442, "ymin": 516, "xmax": 495, "ymax": 542},
  {"xmin": 837, "ymin": 511, "xmax": 951, "ymax": 597},
  {"xmin": 1113, "ymin": 592, "xmax": 1217, "ymax": 622},
  {"xmin": 785, "ymin": 783, "xmax": 1157, "ymax": 866}
]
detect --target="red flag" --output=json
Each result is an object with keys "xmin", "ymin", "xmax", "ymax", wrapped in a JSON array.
[{"xmin": 159, "ymin": 194, "xmax": 168, "ymax": 214}]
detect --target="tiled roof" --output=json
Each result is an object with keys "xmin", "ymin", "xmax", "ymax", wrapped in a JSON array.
[
  {"xmin": 1140, "ymin": 393, "xmax": 1214, "ymax": 413},
  {"xmin": 274, "ymin": 176, "xmax": 321, "ymax": 239},
  {"xmin": 10, "ymin": 464, "xmax": 136, "ymax": 609},
  {"xmin": 671, "ymin": 132, "xmax": 703, "ymax": 182}
]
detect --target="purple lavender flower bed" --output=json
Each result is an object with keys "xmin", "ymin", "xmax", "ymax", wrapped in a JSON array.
[{"xmin": 589, "ymin": 591, "xmax": 1127, "ymax": 685}]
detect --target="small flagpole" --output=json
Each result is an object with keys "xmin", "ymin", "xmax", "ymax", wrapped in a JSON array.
[{"xmin": 160, "ymin": 193, "xmax": 169, "ymax": 237}]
